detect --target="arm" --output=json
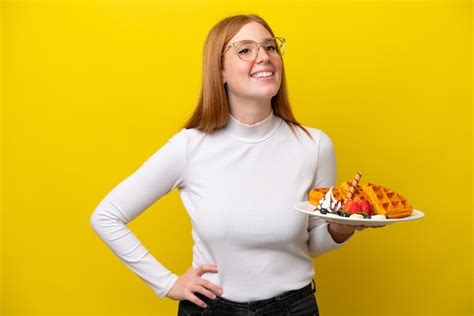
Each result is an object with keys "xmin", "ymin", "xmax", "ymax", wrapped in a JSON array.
[
  {"xmin": 89, "ymin": 129, "xmax": 188, "ymax": 298},
  {"xmin": 327, "ymin": 223, "xmax": 355, "ymax": 243},
  {"xmin": 307, "ymin": 130, "xmax": 354, "ymax": 257}
]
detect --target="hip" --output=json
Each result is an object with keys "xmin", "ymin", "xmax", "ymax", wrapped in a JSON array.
[{"xmin": 177, "ymin": 279, "xmax": 318, "ymax": 316}]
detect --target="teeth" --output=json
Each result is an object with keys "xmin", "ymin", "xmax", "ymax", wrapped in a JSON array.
[{"xmin": 252, "ymin": 71, "xmax": 273, "ymax": 79}]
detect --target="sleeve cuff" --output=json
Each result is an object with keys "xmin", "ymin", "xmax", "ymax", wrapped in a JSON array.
[
  {"xmin": 309, "ymin": 222, "xmax": 354, "ymax": 257},
  {"xmin": 156, "ymin": 273, "xmax": 179, "ymax": 299}
]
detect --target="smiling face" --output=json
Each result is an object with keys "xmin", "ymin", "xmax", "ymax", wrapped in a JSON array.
[{"xmin": 221, "ymin": 22, "xmax": 283, "ymax": 104}]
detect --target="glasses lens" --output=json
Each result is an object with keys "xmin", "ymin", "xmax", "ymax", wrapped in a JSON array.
[
  {"xmin": 235, "ymin": 41, "xmax": 258, "ymax": 61},
  {"xmin": 263, "ymin": 39, "xmax": 279, "ymax": 57},
  {"xmin": 258, "ymin": 38, "xmax": 285, "ymax": 58}
]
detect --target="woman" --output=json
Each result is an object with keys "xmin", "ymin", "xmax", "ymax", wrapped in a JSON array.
[{"xmin": 90, "ymin": 14, "xmax": 367, "ymax": 316}]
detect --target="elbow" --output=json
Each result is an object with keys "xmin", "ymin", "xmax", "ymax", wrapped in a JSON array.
[
  {"xmin": 89, "ymin": 200, "xmax": 118, "ymax": 232},
  {"xmin": 89, "ymin": 209, "xmax": 101, "ymax": 233},
  {"xmin": 89, "ymin": 204, "xmax": 110, "ymax": 234},
  {"xmin": 88, "ymin": 202, "xmax": 128, "ymax": 239}
]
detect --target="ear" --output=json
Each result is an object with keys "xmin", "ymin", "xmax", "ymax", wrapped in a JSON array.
[{"xmin": 221, "ymin": 70, "xmax": 226, "ymax": 84}]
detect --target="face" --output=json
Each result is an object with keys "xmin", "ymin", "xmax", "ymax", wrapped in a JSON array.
[{"xmin": 221, "ymin": 22, "xmax": 283, "ymax": 103}]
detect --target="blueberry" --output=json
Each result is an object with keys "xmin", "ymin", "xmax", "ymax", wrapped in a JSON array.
[{"xmin": 320, "ymin": 208, "xmax": 329, "ymax": 214}]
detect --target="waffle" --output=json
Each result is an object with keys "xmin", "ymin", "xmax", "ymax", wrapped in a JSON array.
[
  {"xmin": 361, "ymin": 183, "xmax": 413, "ymax": 218},
  {"xmin": 308, "ymin": 182, "xmax": 367, "ymax": 206},
  {"xmin": 339, "ymin": 181, "xmax": 370, "ymax": 203},
  {"xmin": 308, "ymin": 187, "xmax": 345, "ymax": 206},
  {"xmin": 308, "ymin": 181, "xmax": 413, "ymax": 219}
]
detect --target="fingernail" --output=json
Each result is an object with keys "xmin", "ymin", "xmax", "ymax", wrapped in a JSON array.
[
  {"xmin": 212, "ymin": 294, "xmax": 216, "ymax": 299},
  {"xmin": 203, "ymin": 304, "xmax": 207, "ymax": 308}
]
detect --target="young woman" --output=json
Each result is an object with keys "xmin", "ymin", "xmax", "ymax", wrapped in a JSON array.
[{"xmin": 90, "ymin": 14, "xmax": 368, "ymax": 316}]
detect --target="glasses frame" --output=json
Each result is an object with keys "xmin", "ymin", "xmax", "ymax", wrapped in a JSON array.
[{"xmin": 222, "ymin": 37, "xmax": 286, "ymax": 61}]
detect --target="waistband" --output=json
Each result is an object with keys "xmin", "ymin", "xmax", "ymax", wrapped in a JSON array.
[{"xmin": 196, "ymin": 279, "xmax": 316, "ymax": 312}]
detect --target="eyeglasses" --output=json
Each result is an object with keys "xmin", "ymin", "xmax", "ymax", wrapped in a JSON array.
[{"xmin": 222, "ymin": 37, "xmax": 286, "ymax": 62}]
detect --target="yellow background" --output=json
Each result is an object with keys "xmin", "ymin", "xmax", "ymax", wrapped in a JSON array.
[{"xmin": 2, "ymin": 0, "xmax": 472, "ymax": 315}]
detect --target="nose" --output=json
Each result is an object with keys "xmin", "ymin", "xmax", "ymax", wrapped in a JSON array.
[{"xmin": 255, "ymin": 46, "xmax": 270, "ymax": 63}]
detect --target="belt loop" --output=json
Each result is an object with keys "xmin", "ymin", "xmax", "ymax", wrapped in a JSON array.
[{"xmin": 311, "ymin": 279, "xmax": 316, "ymax": 294}]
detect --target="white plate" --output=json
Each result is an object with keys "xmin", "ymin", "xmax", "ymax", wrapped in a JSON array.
[{"xmin": 293, "ymin": 201, "xmax": 424, "ymax": 227}]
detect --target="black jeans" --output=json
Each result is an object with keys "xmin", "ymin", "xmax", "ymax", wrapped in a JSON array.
[{"xmin": 177, "ymin": 280, "xmax": 319, "ymax": 316}]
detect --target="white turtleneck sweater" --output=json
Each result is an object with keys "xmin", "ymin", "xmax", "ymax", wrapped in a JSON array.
[{"xmin": 89, "ymin": 110, "xmax": 352, "ymax": 302}]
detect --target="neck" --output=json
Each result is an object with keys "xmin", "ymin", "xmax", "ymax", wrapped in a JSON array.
[
  {"xmin": 224, "ymin": 107, "xmax": 281, "ymax": 143},
  {"xmin": 228, "ymin": 95, "xmax": 273, "ymax": 125}
]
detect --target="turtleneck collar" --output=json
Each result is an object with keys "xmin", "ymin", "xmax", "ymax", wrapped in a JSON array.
[{"xmin": 224, "ymin": 109, "xmax": 282, "ymax": 143}]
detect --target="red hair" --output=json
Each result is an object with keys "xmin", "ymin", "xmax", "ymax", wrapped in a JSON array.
[{"xmin": 183, "ymin": 14, "xmax": 313, "ymax": 141}]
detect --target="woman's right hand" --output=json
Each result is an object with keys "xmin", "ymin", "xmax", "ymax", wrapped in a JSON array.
[{"xmin": 166, "ymin": 264, "xmax": 223, "ymax": 308}]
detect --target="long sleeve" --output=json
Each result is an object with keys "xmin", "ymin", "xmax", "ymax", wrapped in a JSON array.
[
  {"xmin": 89, "ymin": 128, "xmax": 188, "ymax": 298},
  {"xmin": 308, "ymin": 130, "xmax": 353, "ymax": 257}
]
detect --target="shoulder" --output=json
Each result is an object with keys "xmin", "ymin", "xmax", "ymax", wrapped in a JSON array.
[
  {"xmin": 288, "ymin": 122, "xmax": 334, "ymax": 149},
  {"xmin": 180, "ymin": 127, "xmax": 206, "ymax": 138},
  {"xmin": 168, "ymin": 127, "xmax": 207, "ymax": 141},
  {"xmin": 166, "ymin": 128, "xmax": 189, "ymax": 145},
  {"xmin": 178, "ymin": 127, "xmax": 210, "ymax": 146},
  {"xmin": 173, "ymin": 127, "xmax": 211, "ymax": 154}
]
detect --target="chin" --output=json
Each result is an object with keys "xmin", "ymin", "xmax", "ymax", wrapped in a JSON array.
[
  {"xmin": 250, "ymin": 85, "xmax": 279, "ymax": 97},
  {"xmin": 259, "ymin": 89, "xmax": 280, "ymax": 98}
]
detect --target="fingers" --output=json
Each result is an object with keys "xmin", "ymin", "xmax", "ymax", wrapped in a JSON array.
[
  {"xmin": 186, "ymin": 265, "xmax": 223, "ymax": 308},
  {"xmin": 195, "ymin": 264, "xmax": 218, "ymax": 276},
  {"xmin": 187, "ymin": 292, "xmax": 208, "ymax": 308},
  {"xmin": 167, "ymin": 264, "xmax": 223, "ymax": 305},
  {"xmin": 199, "ymin": 278, "xmax": 224, "ymax": 296},
  {"xmin": 192, "ymin": 284, "xmax": 217, "ymax": 300},
  {"xmin": 193, "ymin": 264, "xmax": 223, "ymax": 296}
]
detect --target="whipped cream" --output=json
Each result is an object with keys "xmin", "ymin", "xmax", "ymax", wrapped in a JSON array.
[{"xmin": 316, "ymin": 186, "xmax": 342, "ymax": 213}]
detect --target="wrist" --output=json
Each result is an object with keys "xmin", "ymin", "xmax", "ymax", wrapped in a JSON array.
[
  {"xmin": 327, "ymin": 223, "xmax": 355, "ymax": 243},
  {"xmin": 328, "ymin": 223, "xmax": 354, "ymax": 236}
]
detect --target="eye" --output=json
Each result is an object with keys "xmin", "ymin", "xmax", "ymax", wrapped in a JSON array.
[
  {"xmin": 238, "ymin": 47, "xmax": 253, "ymax": 55},
  {"xmin": 265, "ymin": 44, "xmax": 277, "ymax": 52}
]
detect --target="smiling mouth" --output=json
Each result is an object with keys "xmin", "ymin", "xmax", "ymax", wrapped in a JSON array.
[{"xmin": 250, "ymin": 71, "xmax": 274, "ymax": 79}]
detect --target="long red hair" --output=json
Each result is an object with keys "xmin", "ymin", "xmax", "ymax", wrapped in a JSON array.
[{"xmin": 183, "ymin": 14, "xmax": 313, "ymax": 141}]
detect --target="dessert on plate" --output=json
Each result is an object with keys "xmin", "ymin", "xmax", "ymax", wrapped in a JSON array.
[{"xmin": 309, "ymin": 172, "xmax": 413, "ymax": 220}]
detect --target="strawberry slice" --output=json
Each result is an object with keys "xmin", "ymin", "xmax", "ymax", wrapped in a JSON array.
[
  {"xmin": 360, "ymin": 200, "xmax": 373, "ymax": 216},
  {"xmin": 344, "ymin": 199, "xmax": 361, "ymax": 213}
]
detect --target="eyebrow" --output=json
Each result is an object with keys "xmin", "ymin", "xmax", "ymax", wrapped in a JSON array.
[{"xmin": 239, "ymin": 37, "xmax": 274, "ymax": 43}]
